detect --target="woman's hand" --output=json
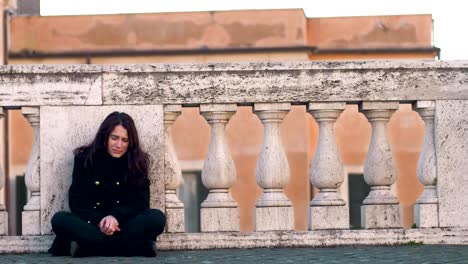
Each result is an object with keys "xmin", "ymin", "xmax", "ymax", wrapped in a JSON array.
[{"xmin": 98, "ymin": 215, "xmax": 121, "ymax": 236}]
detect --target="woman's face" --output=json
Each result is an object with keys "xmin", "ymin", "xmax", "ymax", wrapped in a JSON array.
[{"xmin": 107, "ymin": 125, "xmax": 129, "ymax": 158}]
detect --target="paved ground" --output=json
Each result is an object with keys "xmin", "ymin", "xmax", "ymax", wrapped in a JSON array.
[{"xmin": 2, "ymin": 245, "xmax": 468, "ymax": 263}]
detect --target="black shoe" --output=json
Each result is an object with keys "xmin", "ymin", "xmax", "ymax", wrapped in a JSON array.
[{"xmin": 48, "ymin": 236, "xmax": 71, "ymax": 256}]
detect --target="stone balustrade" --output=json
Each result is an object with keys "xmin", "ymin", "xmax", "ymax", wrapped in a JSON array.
[
  {"xmin": 412, "ymin": 101, "xmax": 438, "ymax": 228},
  {"xmin": 21, "ymin": 107, "xmax": 41, "ymax": 235},
  {"xmin": 0, "ymin": 108, "xmax": 6, "ymax": 236},
  {"xmin": 359, "ymin": 102, "xmax": 401, "ymax": 229},
  {"xmin": 254, "ymin": 103, "xmax": 293, "ymax": 231},
  {"xmin": 308, "ymin": 102, "xmax": 348, "ymax": 230},
  {"xmin": 199, "ymin": 103, "xmax": 239, "ymax": 232},
  {"xmin": 0, "ymin": 61, "xmax": 467, "ymax": 252},
  {"xmin": 163, "ymin": 105, "xmax": 185, "ymax": 233}
]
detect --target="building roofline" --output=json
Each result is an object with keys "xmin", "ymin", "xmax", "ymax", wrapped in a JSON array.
[
  {"xmin": 314, "ymin": 47, "xmax": 440, "ymax": 54},
  {"xmin": 9, "ymin": 46, "xmax": 440, "ymax": 60},
  {"xmin": 13, "ymin": 8, "xmax": 307, "ymax": 18},
  {"xmin": 9, "ymin": 46, "xmax": 316, "ymax": 59}
]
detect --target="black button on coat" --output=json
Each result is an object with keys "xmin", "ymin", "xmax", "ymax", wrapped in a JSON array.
[{"xmin": 68, "ymin": 151, "xmax": 150, "ymax": 226}]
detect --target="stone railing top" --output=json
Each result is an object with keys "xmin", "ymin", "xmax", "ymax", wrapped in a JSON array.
[
  {"xmin": 2, "ymin": 61, "xmax": 468, "ymax": 73},
  {"xmin": 1, "ymin": 60, "xmax": 467, "ymax": 107}
]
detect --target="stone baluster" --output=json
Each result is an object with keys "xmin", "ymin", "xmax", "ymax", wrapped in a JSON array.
[
  {"xmin": 200, "ymin": 104, "xmax": 239, "ymax": 232},
  {"xmin": 359, "ymin": 102, "xmax": 401, "ymax": 229},
  {"xmin": 308, "ymin": 102, "xmax": 349, "ymax": 230},
  {"xmin": 22, "ymin": 107, "xmax": 41, "ymax": 235},
  {"xmin": 164, "ymin": 105, "xmax": 185, "ymax": 233},
  {"xmin": 413, "ymin": 101, "xmax": 439, "ymax": 228},
  {"xmin": 0, "ymin": 108, "xmax": 7, "ymax": 235},
  {"xmin": 254, "ymin": 103, "xmax": 293, "ymax": 231}
]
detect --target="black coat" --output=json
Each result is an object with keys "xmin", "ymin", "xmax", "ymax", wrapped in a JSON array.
[{"xmin": 68, "ymin": 151, "xmax": 150, "ymax": 226}]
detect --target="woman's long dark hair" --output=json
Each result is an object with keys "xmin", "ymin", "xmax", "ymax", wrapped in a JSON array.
[{"xmin": 74, "ymin": 112, "xmax": 150, "ymax": 185}]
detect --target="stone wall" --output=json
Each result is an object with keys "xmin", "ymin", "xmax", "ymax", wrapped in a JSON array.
[{"xmin": 436, "ymin": 100, "xmax": 468, "ymax": 227}]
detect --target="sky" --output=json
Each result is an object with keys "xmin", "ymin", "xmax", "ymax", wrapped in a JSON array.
[{"xmin": 40, "ymin": 0, "xmax": 468, "ymax": 60}]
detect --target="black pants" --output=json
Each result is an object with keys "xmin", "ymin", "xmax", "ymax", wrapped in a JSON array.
[{"xmin": 49, "ymin": 209, "xmax": 166, "ymax": 256}]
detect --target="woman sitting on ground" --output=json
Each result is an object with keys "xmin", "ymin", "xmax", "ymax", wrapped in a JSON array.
[{"xmin": 48, "ymin": 111, "xmax": 166, "ymax": 257}]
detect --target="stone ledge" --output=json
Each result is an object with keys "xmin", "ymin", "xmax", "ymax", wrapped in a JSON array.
[
  {"xmin": 0, "ymin": 235, "xmax": 52, "ymax": 253},
  {"xmin": 2, "ymin": 61, "xmax": 468, "ymax": 74},
  {"xmin": 1, "ymin": 61, "xmax": 468, "ymax": 107},
  {"xmin": 158, "ymin": 228, "xmax": 468, "ymax": 250},
  {"xmin": 1, "ymin": 228, "xmax": 467, "ymax": 253}
]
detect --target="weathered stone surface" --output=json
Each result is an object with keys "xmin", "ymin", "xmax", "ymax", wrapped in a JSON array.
[
  {"xmin": 309, "ymin": 103, "xmax": 346, "ymax": 206},
  {"xmin": 2, "ymin": 61, "xmax": 468, "ymax": 107},
  {"xmin": 415, "ymin": 204, "xmax": 438, "ymax": 228},
  {"xmin": 436, "ymin": 100, "xmax": 468, "ymax": 227},
  {"xmin": 1, "ymin": 228, "xmax": 468, "ymax": 253},
  {"xmin": 21, "ymin": 107, "xmax": 41, "ymax": 235},
  {"xmin": 361, "ymin": 204, "xmax": 401, "ymax": 229},
  {"xmin": 200, "ymin": 103, "xmax": 237, "ymax": 112},
  {"xmin": 40, "ymin": 105, "xmax": 164, "ymax": 234},
  {"xmin": 101, "ymin": 62, "xmax": 468, "ymax": 104},
  {"xmin": 0, "ymin": 64, "xmax": 103, "ymax": 74},
  {"xmin": 359, "ymin": 101, "xmax": 399, "ymax": 111},
  {"xmin": 0, "ymin": 64, "xmax": 102, "ymax": 106},
  {"xmin": 308, "ymin": 102, "xmax": 346, "ymax": 110},
  {"xmin": 413, "ymin": 101, "xmax": 438, "ymax": 210},
  {"xmin": 254, "ymin": 103, "xmax": 293, "ymax": 231},
  {"xmin": 0, "ymin": 109, "xmax": 6, "ymax": 236},
  {"xmin": 158, "ymin": 227, "xmax": 468, "ymax": 250},
  {"xmin": 21, "ymin": 107, "xmax": 41, "ymax": 211},
  {"xmin": 254, "ymin": 103, "xmax": 290, "ymax": 111},
  {"xmin": 310, "ymin": 205, "xmax": 349, "ymax": 230},
  {"xmin": 255, "ymin": 207, "xmax": 294, "ymax": 231},
  {"xmin": 163, "ymin": 104, "xmax": 184, "ymax": 233},
  {"xmin": 414, "ymin": 100, "xmax": 435, "ymax": 109},
  {"xmin": 166, "ymin": 208, "xmax": 185, "ymax": 233},
  {"xmin": 0, "ymin": 211, "xmax": 7, "ymax": 235},
  {"xmin": 254, "ymin": 103, "xmax": 291, "ymax": 210},
  {"xmin": 200, "ymin": 106, "xmax": 238, "ymax": 210},
  {"xmin": 200, "ymin": 207, "xmax": 240, "ymax": 232},
  {"xmin": 21, "ymin": 211, "xmax": 40, "ymax": 235},
  {"xmin": 360, "ymin": 103, "xmax": 399, "ymax": 205},
  {"xmin": 198, "ymin": 104, "xmax": 239, "ymax": 231},
  {"xmin": 0, "ymin": 235, "xmax": 53, "ymax": 253}
]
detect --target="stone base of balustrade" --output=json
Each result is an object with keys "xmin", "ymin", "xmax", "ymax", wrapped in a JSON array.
[
  {"xmin": 166, "ymin": 208, "xmax": 185, "ymax": 233},
  {"xmin": 22, "ymin": 211, "xmax": 41, "ymax": 235},
  {"xmin": 0, "ymin": 212, "xmax": 7, "ymax": 235},
  {"xmin": 310, "ymin": 205, "xmax": 349, "ymax": 230},
  {"xmin": 361, "ymin": 204, "xmax": 401, "ymax": 229},
  {"xmin": 255, "ymin": 206, "xmax": 294, "ymax": 231},
  {"xmin": 2, "ymin": 228, "xmax": 468, "ymax": 253},
  {"xmin": 415, "ymin": 204, "xmax": 439, "ymax": 228},
  {"xmin": 201, "ymin": 207, "xmax": 240, "ymax": 232}
]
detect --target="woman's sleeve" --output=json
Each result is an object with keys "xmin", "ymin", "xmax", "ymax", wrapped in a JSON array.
[
  {"xmin": 110, "ymin": 178, "xmax": 150, "ymax": 224},
  {"xmin": 68, "ymin": 155, "xmax": 106, "ymax": 224}
]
